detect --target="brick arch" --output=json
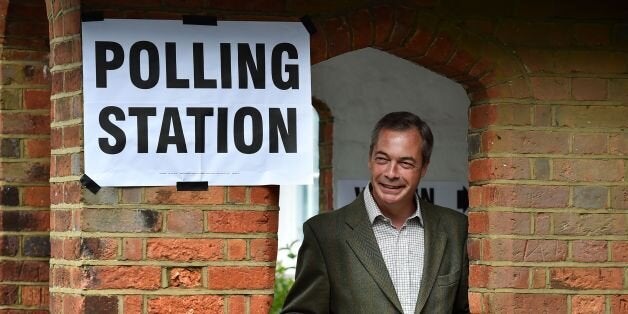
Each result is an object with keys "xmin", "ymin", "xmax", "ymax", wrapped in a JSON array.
[
  {"xmin": 312, "ymin": 97, "xmax": 334, "ymax": 212},
  {"xmin": 309, "ymin": 4, "xmax": 532, "ymax": 102},
  {"xmin": 0, "ymin": 0, "xmax": 52, "ymax": 312}
]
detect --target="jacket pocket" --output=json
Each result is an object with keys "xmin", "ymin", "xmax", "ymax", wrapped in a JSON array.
[{"xmin": 436, "ymin": 269, "xmax": 460, "ymax": 287}]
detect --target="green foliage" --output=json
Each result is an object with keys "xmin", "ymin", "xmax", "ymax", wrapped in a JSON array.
[{"xmin": 270, "ymin": 240, "xmax": 298, "ymax": 314}]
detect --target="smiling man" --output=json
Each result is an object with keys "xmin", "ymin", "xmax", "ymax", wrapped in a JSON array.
[{"xmin": 282, "ymin": 111, "xmax": 469, "ymax": 314}]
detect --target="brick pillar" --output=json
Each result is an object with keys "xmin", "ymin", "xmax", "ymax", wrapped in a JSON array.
[
  {"xmin": 46, "ymin": 1, "xmax": 279, "ymax": 313},
  {"xmin": 0, "ymin": 0, "xmax": 51, "ymax": 312}
]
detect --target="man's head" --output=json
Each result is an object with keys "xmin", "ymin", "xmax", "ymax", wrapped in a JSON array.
[{"xmin": 368, "ymin": 112, "xmax": 433, "ymax": 213}]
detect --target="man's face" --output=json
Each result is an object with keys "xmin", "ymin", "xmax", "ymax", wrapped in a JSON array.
[{"xmin": 368, "ymin": 128, "xmax": 428, "ymax": 212}]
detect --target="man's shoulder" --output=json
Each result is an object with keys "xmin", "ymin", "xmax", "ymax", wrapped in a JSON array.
[
  {"xmin": 421, "ymin": 200, "xmax": 468, "ymax": 232},
  {"xmin": 305, "ymin": 198, "xmax": 363, "ymax": 228}
]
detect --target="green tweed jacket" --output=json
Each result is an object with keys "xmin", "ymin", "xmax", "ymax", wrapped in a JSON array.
[{"xmin": 282, "ymin": 192, "xmax": 470, "ymax": 314}]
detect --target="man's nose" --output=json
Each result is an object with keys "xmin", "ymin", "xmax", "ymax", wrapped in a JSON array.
[{"xmin": 385, "ymin": 162, "xmax": 399, "ymax": 178}]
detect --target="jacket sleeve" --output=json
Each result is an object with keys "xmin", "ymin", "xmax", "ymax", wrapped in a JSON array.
[
  {"xmin": 281, "ymin": 221, "xmax": 330, "ymax": 314},
  {"xmin": 452, "ymin": 219, "xmax": 470, "ymax": 314}
]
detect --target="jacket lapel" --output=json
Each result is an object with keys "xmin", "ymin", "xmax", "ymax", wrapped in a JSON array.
[
  {"xmin": 344, "ymin": 196, "xmax": 403, "ymax": 313},
  {"xmin": 414, "ymin": 200, "xmax": 448, "ymax": 313}
]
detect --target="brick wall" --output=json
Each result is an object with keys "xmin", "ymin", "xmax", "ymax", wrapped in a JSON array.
[
  {"xmin": 0, "ymin": 0, "xmax": 51, "ymax": 312},
  {"xmin": 0, "ymin": 0, "xmax": 623, "ymax": 313}
]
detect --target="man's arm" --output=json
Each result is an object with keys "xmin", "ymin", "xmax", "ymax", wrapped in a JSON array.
[
  {"xmin": 453, "ymin": 219, "xmax": 470, "ymax": 314},
  {"xmin": 281, "ymin": 221, "xmax": 330, "ymax": 314}
]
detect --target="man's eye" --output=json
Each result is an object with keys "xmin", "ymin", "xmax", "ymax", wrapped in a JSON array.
[
  {"xmin": 400, "ymin": 162, "xmax": 415, "ymax": 169},
  {"xmin": 375, "ymin": 157, "xmax": 388, "ymax": 164}
]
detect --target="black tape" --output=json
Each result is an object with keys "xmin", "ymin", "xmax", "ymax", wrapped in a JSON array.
[
  {"xmin": 300, "ymin": 15, "xmax": 317, "ymax": 35},
  {"xmin": 176, "ymin": 181, "xmax": 208, "ymax": 191},
  {"xmin": 80, "ymin": 174, "xmax": 101, "ymax": 194},
  {"xmin": 81, "ymin": 11, "xmax": 104, "ymax": 22},
  {"xmin": 182, "ymin": 15, "xmax": 218, "ymax": 26}
]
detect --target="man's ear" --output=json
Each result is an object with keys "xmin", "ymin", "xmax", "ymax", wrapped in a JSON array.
[{"xmin": 420, "ymin": 162, "xmax": 429, "ymax": 178}]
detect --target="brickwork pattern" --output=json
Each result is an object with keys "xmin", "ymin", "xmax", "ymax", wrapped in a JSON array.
[
  {"xmin": 0, "ymin": 0, "xmax": 51, "ymax": 312},
  {"xmin": 2, "ymin": 0, "xmax": 623, "ymax": 313}
]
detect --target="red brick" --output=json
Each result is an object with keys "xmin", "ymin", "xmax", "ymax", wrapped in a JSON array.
[
  {"xmin": 0, "ymin": 260, "xmax": 49, "ymax": 282},
  {"xmin": 208, "ymin": 0, "xmax": 283, "ymax": 11},
  {"xmin": 554, "ymin": 51, "xmax": 627, "ymax": 74},
  {"xmin": 611, "ymin": 186, "xmax": 627, "ymax": 209},
  {"xmin": 207, "ymin": 266, "xmax": 274, "ymax": 289},
  {"xmin": 471, "ymin": 104, "xmax": 531, "ymax": 129},
  {"xmin": 21, "ymin": 285, "xmax": 49, "ymax": 307},
  {"xmin": 0, "ymin": 285, "xmax": 18, "ymax": 305},
  {"xmin": 62, "ymin": 124, "xmax": 81, "ymax": 148},
  {"xmin": 573, "ymin": 23, "xmax": 611, "ymax": 46},
  {"xmin": 145, "ymin": 186, "xmax": 224, "ymax": 204},
  {"xmin": 422, "ymin": 35, "xmax": 455, "ymax": 66},
  {"xmin": 0, "ymin": 210, "xmax": 50, "ymax": 232},
  {"xmin": 573, "ymin": 295, "xmax": 606, "ymax": 314},
  {"xmin": 81, "ymin": 208, "xmax": 162, "ymax": 232},
  {"xmin": 482, "ymin": 130, "xmax": 570, "ymax": 154},
  {"xmin": 553, "ymin": 159, "xmax": 623, "ymax": 182},
  {"xmin": 468, "ymin": 211, "xmax": 488, "ymax": 234},
  {"xmin": 490, "ymin": 293, "xmax": 567, "ymax": 313},
  {"xmin": 387, "ymin": 8, "xmax": 416, "ymax": 48},
  {"xmin": 532, "ymin": 268, "xmax": 546, "ymax": 288},
  {"xmin": 310, "ymin": 22, "xmax": 327, "ymax": 64},
  {"xmin": 372, "ymin": 5, "xmax": 394, "ymax": 47},
  {"xmin": 250, "ymin": 238, "xmax": 277, "ymax": 261},
  {"xmin": 50, "ymin": 210, "xmax": 72, "ymax": 231},
  {"xmin": 487, "ymin": 266, "xmax": 528, "ymax": 288},
  {"xmin": 554, "ymin": 213, "xmax": 625, "ymax": 236},
  {"xmin": 610, "ymin": 242, "xmax": 628, "ymax": 262},
  {"xmin": 468, "ymin": 292, "xmax": 486, "ymax": 314},
  {"xmin": 469, "ymin": 264, "xmax": 488, "ymax": 288},
  {"xmin": 348, "ymin": 9, "xmax": 373, "ymax": 50},
  {"xmin": 555, "ymin": 105, "xmax": 628, "ymax": 128},
  {"xmin": 148, "ymin": 295, "xmax": 224, "ymax": 314},
  {"xmin": 123, "ymin": 238, "xmax": 143, "ymax": 261},
  {"xmin": 207, "ymin": 210, "xmax": 278, "ymax": 233},
  {"xmin": 227, "ymin": 239, "xmax": 247, "ymax": 260},
  {"xmin": 169, "ymin": 267, "xmax": 202, "ymax": 288},
  {"xmin": 24, "ymin": 90, "xmax": 50, "ymax": 110},
  {"xmin": 609, "ymin": 133, "xmax": 627, "ymax": 155},
  {"xmin": 523, "ymin": 240, "xmax": 568, "ymax": 262},
  {"xmin": 324, "ymin": 17, "xmax": 351, "ymax": 58},
  {"xmin": 519, "ymin": 49, "xmax": 555, "ymax": 74},
  {"xmin": 147, "ymin": 238, "xmax": 223, "ymax": 261},
  {"xmin": 23, "ymin": 186, "xmax": 50, "ymax": 207},
  {"xmin": 572, "ymin": 77, "xmax": 608, "ymax": 100},
  {"xmin": 86, "ymin": 266, "xmax": 161, "ymax": 289},
  {"xmin": 25, "ymin": 139, "xmax": 50, "ymax": 158},
  {"xmin": 250, "ymin": 295, "xmax": 273, "ymax": 314},
  {"xmin": 550, "ymin": 268, "xmax": 623, "ymax": 289},
  {"xmin": 487, "ymin": 211, "xmax": 531, "ymax": 235},
  {"xmin": 535, "ymin": 213, "xmax": 551, "ymax": 235},
  {"xmin": 123, "ymin": 295, "xmax": 142, "ymax": 314},
  {"xmin": 533, "ymin": 105, "xmax": 552, "ymax": 127},
  {"xmin": 166, "ymin": 209, "xmax": 203, "ymax": 233},
  {"xmin": 483, "ymin": 238, "xmax": 526, "ymax": 262},
  {"xmin": 250, "ymin": 185, "xmax": 279, "ymax": 205},
  {"xmin": 480, "ymin": 184, "xmax": 569, "ymax": 209},
  {"xmin": 227, "ymin": 186, "xmax": 246, "ymax": 203},
  {"xmin": 573, "ymin": 133, "xmax": 608, "ymax": 154},
  {"xmin": 228, "ymin": 295, "xmax": 246, "ymax": 314},
  {"xmin": 495, "ymin": 20, "xmax": 570, "ymax": 47},
  {"xmin": 0, "ymin": 112, "xmax": 50, "ymax": 135},
  {"xmin": 530, "ymin": 77, "xmax": 570, "ymax": 100},
  {"xmin": 572, "ymin": 240, "xmax": 608, "ymax": 262},
  {"xmin": 610, "ymin": 295, "xmax": 628, "ymax": 314},
  {"xmin": 447, "ymin": 50, "xmax": 476, "ymax": 75},
  {"xmin": 469, "ymin": 158, "xmax": 530, "ymax": 182}
]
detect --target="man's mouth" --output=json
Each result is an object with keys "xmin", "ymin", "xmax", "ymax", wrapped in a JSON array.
[{"xmin": 380, "ymin": 183, "xmax": 403, "ymax": 190}]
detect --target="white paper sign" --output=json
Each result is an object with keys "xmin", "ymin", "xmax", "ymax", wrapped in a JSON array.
[
  {"xmin": 82, "ymin": 19, "xmax": 312, "ymax": 186},
  {"xmin": 336, "ymin": 179, "xmax": 469, "ymax": 213}
]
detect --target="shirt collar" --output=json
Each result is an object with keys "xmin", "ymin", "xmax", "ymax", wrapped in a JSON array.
[{"xmin": 363, "ymin": 182, "xmax": 423, "ymax": 226}]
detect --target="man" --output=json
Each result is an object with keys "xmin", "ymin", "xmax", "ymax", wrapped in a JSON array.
[{"xmin": 282, "ymin": 111, "xmax": 469, "ymax": 314}]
